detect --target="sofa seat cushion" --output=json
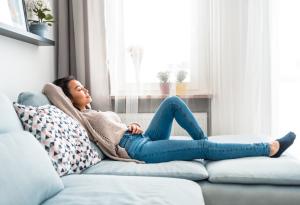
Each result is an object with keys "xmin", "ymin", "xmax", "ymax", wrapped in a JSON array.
[
  {"xmin": 0, "ymin": 131, "xmax": 64, "ymax": 205},
  {"xmin": 42, "ymin": 175, "xmax": 205, "ymax": 205},
  {"xmin": 82, "ymin": 159, "xmax": 208, "ymax": 181},
  {"xmin": 206, "ymin": 135, "xmax": 300, "ymax": 185},
  {"xmin": 206, "ymin": 156, "xmax": 300, "ymax": 185}
]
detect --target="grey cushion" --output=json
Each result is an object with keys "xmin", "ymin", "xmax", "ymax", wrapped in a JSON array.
[
  {"xmin": 42, "ymin": 175, "xmax": 205, "ymax": 205},
  {"xmin": 206, "ymin": 135, "xmax": 300, "ymax": 185},
  {"xmin": 0, "ymin": 93, "xmax": 23, "ymax": 133},
  {"xmin": 17, "ymin": 92, "xmax": 51, "ymax": 106},
  {"xmin": 83, "ymin": 159, "xmax": 208, "ymax": 181}
]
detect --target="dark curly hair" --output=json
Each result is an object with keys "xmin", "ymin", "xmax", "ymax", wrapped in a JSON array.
[{"xmin": 52, "ymin": 76, "xmax": 76, "ymax": 99}]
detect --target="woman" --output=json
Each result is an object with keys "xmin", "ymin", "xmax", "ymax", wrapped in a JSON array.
[{"xmin": 47, "ymin": 76, "xmax": 296, "ymax": 163}]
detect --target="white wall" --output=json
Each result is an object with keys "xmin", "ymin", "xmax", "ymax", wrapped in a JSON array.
[
  {"xmin": 0, "ymin": 35, "xmax": 56, "ymax": 101},
  {"xmin": 0, "ymin": 0, "xmax": 56, "ymax": 101}
]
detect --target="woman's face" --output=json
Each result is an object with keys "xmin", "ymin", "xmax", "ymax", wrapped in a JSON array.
[{"xmin": 68, "ymin": 80, "xmax": 92, "ymax": 111}]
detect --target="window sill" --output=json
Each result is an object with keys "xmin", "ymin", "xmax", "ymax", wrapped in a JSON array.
[{"xmin": 110, "ymin": 94, "xmax": 213, "ymax": 100}]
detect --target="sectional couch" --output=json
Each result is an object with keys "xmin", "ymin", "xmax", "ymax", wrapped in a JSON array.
[{"xmin": 1, "ymin": 91, "xmax": 300, "ymax": 205}]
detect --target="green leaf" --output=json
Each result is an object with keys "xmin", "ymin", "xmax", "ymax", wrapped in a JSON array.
[
  {"xmin": 37, "ymin": 10, "xmax": 46, "ymax": 20},
  {"xmin": 43, "ymin": 8, "xmax": 50, "ymax": 12},
  {"xmin": 44, "ymin": 14, "xmax": 54, "ymax": 20}
]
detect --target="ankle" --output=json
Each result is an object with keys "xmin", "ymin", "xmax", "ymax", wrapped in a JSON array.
[{"xmin": 269, "ymin": 141, "xmax": 279, "ymax": 157}]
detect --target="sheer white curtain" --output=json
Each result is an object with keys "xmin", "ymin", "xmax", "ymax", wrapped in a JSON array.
[
  {"xmin": 105, "ymin": 0, "xmax": 273, "ymax": 137},
  {"xmin": 210, "ymin": 0, "xmax": 271, "ymax": 136},
  {"xmin": 104, "ymin": 0, "xmax": 139, "ymax": 120},
  {"xmin": 270, "ymin": 0, "xmax": 300, "ymax": 156}
]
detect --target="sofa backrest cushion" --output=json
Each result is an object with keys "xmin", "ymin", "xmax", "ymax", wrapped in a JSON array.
[
  {"xmin": 0, "ymin": 131, "xmax": 64, "ymax": 205},
  {"xmin": 0, "ymin": 93, "xmax": 23, "ymax": 134},
  {"xmin": 18, "ymin": 91, "xmax": 51, "ymax": 106}
]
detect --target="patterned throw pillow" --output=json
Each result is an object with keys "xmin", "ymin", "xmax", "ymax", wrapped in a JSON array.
[{"xmin": 13, "ymin": 103, "xmax": 101, "ymax": 176}]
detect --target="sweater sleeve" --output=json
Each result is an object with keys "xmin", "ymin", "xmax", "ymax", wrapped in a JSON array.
[
  {"xmin": 42, "ymin": 83, "xmax": 71, "ymax": 106},
  {"xmin": 42, "ymin": 83, "xmax": 83, "ymax": 122}
]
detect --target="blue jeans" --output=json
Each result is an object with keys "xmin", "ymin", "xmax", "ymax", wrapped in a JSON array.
[{"xmin": 119, "ymin": 96, "xmax": 270, "ymax": 163}]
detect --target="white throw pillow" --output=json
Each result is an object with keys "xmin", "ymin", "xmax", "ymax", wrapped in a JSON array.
[{"xmin": 14, "ymin": 103, "xmax": 101, "ymax": 176}]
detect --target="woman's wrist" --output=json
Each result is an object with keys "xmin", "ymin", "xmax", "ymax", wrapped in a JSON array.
[{"xmin": 127, "ymin": 123, "xmax": 143, "ymax": 134}]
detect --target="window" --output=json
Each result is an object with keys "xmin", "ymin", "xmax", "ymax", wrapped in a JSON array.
[
  {"xmin": 105, "ymin": 0, "xmax": 210, "ymax": 96},
  {"xmin": 123, "ymin": 0, "xmax": 192, "ymax": 84}
]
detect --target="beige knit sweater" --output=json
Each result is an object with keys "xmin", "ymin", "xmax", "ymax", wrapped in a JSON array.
[{"xmin": 43, "ymin": 83, "xmax": 143, "ymax": 163}]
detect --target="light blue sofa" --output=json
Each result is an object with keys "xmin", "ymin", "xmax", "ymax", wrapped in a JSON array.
[
  {"xmin": 1, "ymin": 91, "xmax": 300, "ymax": 205},
  {"xmin": 0, "ymin": 92, "xmax": 205, "ymax": 205}
]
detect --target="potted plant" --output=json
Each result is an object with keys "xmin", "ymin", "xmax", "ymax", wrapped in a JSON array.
[
  {"xmin": 157, "ymin": 71, "xmax": 171, "ymax": 95},
  {"xmin": 25, "ymin": 0, "xmax": 54, "ymax": 37},
  {"xmin": 176, "ymin": 70, "xmax": 188, "ymax": 95}
]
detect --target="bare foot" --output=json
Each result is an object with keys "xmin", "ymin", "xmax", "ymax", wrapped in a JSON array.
[{"xmin": 269, "ymin": 141, "xmax": 280, "ymax": 157}]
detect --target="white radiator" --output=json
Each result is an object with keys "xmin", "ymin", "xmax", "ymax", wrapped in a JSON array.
[{"xmin": 118, "ymin": 113, "xmax": 207, "ymax": 136}]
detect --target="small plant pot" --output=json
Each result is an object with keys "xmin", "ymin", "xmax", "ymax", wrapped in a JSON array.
[
  {"xmin": 29, "ymin": 23, "xmax": 47, "ymax": 37},
  {"xmin": 160, "ymin": 83, "xmax": 170, "ymax": 95},
  {"xmin": 176, "ymin": 82, "xmax": 187, "ymax": 95}
]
